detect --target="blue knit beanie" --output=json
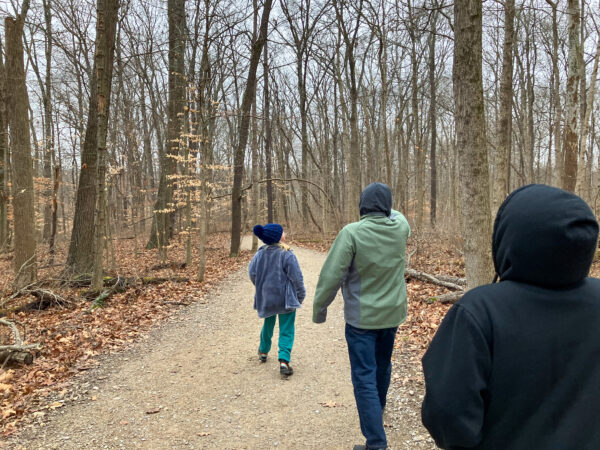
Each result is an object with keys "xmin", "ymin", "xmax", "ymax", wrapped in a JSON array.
[{"xmin": 253, "ymin": 223, "xmax": 283, "ymax": 245}]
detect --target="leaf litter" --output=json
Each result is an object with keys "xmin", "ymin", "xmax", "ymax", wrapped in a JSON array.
[{"xmin": 0, "ymin": 232, "xmax": 251, "ymax": 436}]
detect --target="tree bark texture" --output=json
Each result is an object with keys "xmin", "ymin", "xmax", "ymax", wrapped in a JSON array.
[
  {"xmin": 492, "ymin": 0, "xmax": 514, "ymax": 213},
  {"xmin": 575, "ymin": 39, "xmax": 600, "ymax": 196},
  {"xmin": 0, "ymin": 47, "xmax": 8, "ymax": 248},
  {"xmin": 67, "ymin": 66, "xmax": 99, "ymax": 273},
  {"xmin": 42, "ymin": 0, "xmax": 54, "ymax": 241},
  {"xmin": 453, "ymin": 0, "xmax": 494, "ymax": 289},
  {"xmin": 429, "ymin": 13, "xmax": 437, "ymax": 227},
  {"xmin": 5, "ymin": 5, "xmax": 37, "ymax": 289},
  {"xmin": 91, "ymin": 0, "xmax": 119, "ymax": 291},
  {"xmin": 562, "ymin": 0, "xmax": 581, "ymax": 192}
]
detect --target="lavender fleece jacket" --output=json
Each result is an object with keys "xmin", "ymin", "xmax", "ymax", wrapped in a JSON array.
[{"xmin": 249, "ymin": 244, "xmax": 306, "ymax": 318}]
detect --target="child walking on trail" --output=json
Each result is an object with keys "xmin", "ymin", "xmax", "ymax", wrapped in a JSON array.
[{"xmin": 249, "ymin": 223, "xmax": 305, "ymax": 377}]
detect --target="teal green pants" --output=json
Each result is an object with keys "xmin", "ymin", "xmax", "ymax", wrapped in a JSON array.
[{"xmin": 259, "ymin": 310, "xmax": 296, "ymax": 363}]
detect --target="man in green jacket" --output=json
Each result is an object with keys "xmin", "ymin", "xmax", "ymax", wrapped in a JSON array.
[{"xmin": 313, "ymin": 182, "xmax": 410, "ymax": 450}]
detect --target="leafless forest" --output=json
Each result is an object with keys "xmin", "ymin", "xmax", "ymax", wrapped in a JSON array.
[{"xmin": 0, "ymin": 0, "xmax": 599, "ymax": 289}]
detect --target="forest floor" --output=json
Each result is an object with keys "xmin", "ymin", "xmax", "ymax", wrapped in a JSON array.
[{"xmin": 0, "ymin": 229, "xmax": 561, "ymax": 449}]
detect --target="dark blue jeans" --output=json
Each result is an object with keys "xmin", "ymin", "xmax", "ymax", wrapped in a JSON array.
[{"xmin": 345, "ymin": 323, "xmax": 398, "ymax": 449}]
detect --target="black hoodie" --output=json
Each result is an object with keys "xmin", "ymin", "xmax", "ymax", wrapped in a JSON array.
[
  {"xmin": 359, "ymin": 182, "xmax": 392, "ymax": 217},
  {"xmin": 421, "ymin": 184, "xmax": 600, "ymax": 449}
]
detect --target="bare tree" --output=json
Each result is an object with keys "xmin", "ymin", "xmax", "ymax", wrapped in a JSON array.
[
  {"xmin": 453, "ymin": 0, "xmax": 494, "ymax": 288},
  {"xmin": 562, "ymin": 0, "xmax": 582, "ymax": 192},
  {"xmin": 91, "ymin": 0, "xmax": 120, "ymax": 290},
  {"xmin": 5, "ymin": 0, "xmax": 37, "ymax": 288},
  {"xmin": 147, "ymin": 0, "xmax": 186, "ymax": 259},
  {"xmin": 492, "ymin": 0, "xmax": 515, "ymax": 212},
  {"xmin": 0, "ymin": 45, "xmax": 8, "ymax": 249},
  {"xmin": 230, "ymin": 0, "xmax": 273, "ymax": 256}
]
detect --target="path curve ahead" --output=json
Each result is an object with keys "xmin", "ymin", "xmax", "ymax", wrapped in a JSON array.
[{"xmin": 11, "ymin": 237, "xmax": 413, "ymax": 449}]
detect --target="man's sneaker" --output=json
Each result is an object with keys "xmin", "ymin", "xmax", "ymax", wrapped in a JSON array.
[
  {"xmin": 279, "ymin": 359, "xmax": 293, "ymax": 376},
  {"xmin": 258, "ymin": 352, "xmax": 268, "ymax": 363}
]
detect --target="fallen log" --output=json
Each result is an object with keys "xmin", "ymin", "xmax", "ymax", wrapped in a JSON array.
[
  {"xmin": 0, "ymin": 350, "xmax": 33, "ymax": 365},
  {"xmin": 434, "ymin": 274, "xmax": 466, "ymax": 286},
  {"xmin": 69, "ymin": 275, "xmax": 190, "ymax": 289},
  {"xmin": 428, "ymin": 291, "xmax": 463, "ymax": 304},
  {"xmin": 150, "ymin": 262, "xmax": 187, "ymax": 271},
  {"xmin": 83, "ymin": 276, "xmax": 191, "ymax": 302},
  {"xmin": 0, "ymin": 319, "xmax": 42, "ymax": 366},
  {"xmin": 405, "ymin": 268, "xmax": 464, "ymax": 291}
]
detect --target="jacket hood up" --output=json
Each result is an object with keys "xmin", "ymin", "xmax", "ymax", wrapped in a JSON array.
[
  {"xmin": 493, "ymin": 184, "xmax": 598, "ymax": 288},
  {"xmin": 359, "ymin": 182, "xmax": 392, "ymax": 217}
]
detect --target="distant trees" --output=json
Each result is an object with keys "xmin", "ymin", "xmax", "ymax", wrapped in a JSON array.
[{"xmin": 0, "ymin": 0, "xmax": 597, "ymax": 291}]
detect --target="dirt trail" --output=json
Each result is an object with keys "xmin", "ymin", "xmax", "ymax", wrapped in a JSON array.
[{"xmin": 9, "ymin": 237, "xmax": 433, "ymax": 449}]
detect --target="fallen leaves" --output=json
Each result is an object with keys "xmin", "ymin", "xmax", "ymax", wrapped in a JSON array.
[
  {"xmin": 319, "ymin": 401, "xmax": 341, "ymax": 408},
  {"xmin": 145, "ymin": 408, "xmax": 161, "ymax": 415},
  {"xmin": 0, "ymin": 233, "xmax": 252, "ymax": 436}
]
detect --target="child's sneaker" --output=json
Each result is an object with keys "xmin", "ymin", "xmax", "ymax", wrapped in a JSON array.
[
  {"xmin": 258, "ymin": 352, "xmax": 268, "ymax": 363},
  {"xmin": 279, "ymin": 359, "xmax": 293, "ymax": 376}
]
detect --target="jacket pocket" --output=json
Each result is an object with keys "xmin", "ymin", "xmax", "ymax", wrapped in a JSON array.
[{"xmin": 285, "ymin": 280, "xmax": 301, "ymax": 310}]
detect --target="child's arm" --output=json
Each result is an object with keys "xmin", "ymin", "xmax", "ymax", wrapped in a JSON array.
[
  {"xmin": 248, "ymin": 253, "xmax": 258, "ymax": 285},
  {"xmin": 313, "ymin": 227, "xmax": 354, "ymax": 323},
  {"xmin": 284, "ymin": 251, "xmax": 306, "ymax": 303}
]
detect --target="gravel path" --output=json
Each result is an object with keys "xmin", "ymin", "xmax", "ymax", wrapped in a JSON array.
[{"xmin": 9, "ymin": 237, "xmax": 435, "ymax": 449}]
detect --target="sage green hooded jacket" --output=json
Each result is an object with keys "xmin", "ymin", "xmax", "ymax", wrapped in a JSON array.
[{"xmin": 313, "ymin": 183, "xmax": 411, "ymax": 329}]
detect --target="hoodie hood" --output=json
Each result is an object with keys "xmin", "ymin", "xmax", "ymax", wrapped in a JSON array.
[
  {"xmin": 359, "ymin": 182, "xmax": 392, "ymax": 217},
  {"xmin": 493, "ymin": 184, "xmax": 598, "ymax": 288}
]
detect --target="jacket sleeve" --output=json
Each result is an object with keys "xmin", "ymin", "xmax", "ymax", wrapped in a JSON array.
[
  {"xmin": 248, "ymin": 253, "xmax": 258, "ymax": 285},
  {"xmin": 313, "ymin": 228, "xmax": 354, "ymax": 323},
  {"xmin": 391, "ymin": 209, "xmax": 411, "ymax": 237},
  {"xmin": 421, "ymin": 303, "xmax": 491, "ymax": 449},
  {"xmin": 284, "ymin": 251, "xmax": 306, "ymax": 302}
]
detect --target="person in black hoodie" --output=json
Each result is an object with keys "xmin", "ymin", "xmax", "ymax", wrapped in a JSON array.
[{"xmin": 421, "ymin": 184, "xmax": 600, "ymax": 449}]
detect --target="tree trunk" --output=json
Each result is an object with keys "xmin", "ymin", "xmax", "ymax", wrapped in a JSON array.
[
  {"xmin": 0, "ymin": 46, "xmax": 8, "ymax": 249},
  {"xmin": 5, "ymin": 3, "xmax": 37, "ymax": 289},
  {"xmin": 251, "ymin": 100, "xmax": 259, "ymax": 251},
  {"xmin": 576, "ymin": 39, "xmax": 600, "ymax": 195},
  {"xmin": 48, "ymin": 166, "xmax": 60, "ymax": 264},
  {"xmin": 91, "ymin": 0, "xmax": 119, "ymax": 291},
  {"xmin": 67, "ymin": 72, "xmax": 99, "ymax": 273},
  {"xmin": 147, "ymin": 0, "xmax": 186, "ymax": 257},
  {"xmin": 546, "ymin": 0, "xmax": 562, "ymax": 186},
  {"xmin": 495, "ymin": 0, "xmax": 514, "ymax": 206},
  {"xmin": 562, "ymin": 0, "xmax": 581, "ymax": 192},
  {"xmin": 408, "ymin": 0, "xmax": 424, "ymax": 231},
  {"xmin": 263, "ymin": 40, "xmax": 273, "ymax": 223},
  {"xmin": 41, "ymin": 0, "xmax": 54, "ymax": 242},
  {"xmin": 453, "ymin": 0, "xmax": 494, "ymax": 289},
  {"xmin": 429, "ymin": 13, "xmax": 437, "ymax": 227},
  {"xmin": 230, "ymin": 0, "xmax": 273, "ymax": 257}
]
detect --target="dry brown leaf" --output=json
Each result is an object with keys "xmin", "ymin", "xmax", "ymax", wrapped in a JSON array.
[
  {"xmin": 146, "ymin": 408, "xmax": 161, "ymax": 415},
  {"xmin": 0, "ymin": 371, "xmax": 14, "ymax": 384},
  {"xmin": 1, "ymin": 409, "xmax": 16, "ymax": 420},
  {"xmin": 319, "ymin": 401, "xmax": 340, "ymax": 408}
]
